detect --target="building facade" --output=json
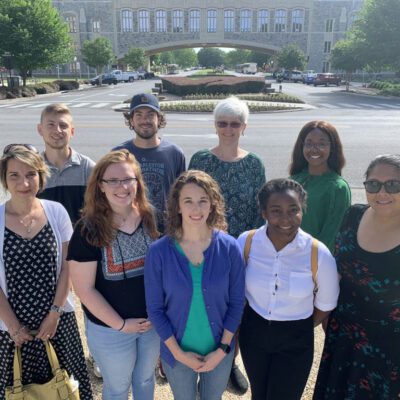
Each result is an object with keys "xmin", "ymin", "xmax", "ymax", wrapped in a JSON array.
[{"xmin": 53, "ymin": 0, "xmax": 364, "ymax": 74}]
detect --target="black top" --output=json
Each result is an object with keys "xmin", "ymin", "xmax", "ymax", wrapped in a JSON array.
[{"xmin": 67, "ymin": 221, "xmax": 154, "ymax": 327}]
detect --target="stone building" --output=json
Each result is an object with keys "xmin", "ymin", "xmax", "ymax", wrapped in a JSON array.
[{"xmin": 52, "ymin": 0, "xmax": 364, "ymax": 74}]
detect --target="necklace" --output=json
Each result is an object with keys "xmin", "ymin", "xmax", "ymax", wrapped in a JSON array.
[{"xmin": 19, "ymin": 217, "xmax": 35, "ymax": 234}]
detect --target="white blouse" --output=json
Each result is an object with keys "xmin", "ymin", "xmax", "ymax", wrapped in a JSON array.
[{"xmin": 237, "ymin": 225, "xmax": 339, "ymax": 321}]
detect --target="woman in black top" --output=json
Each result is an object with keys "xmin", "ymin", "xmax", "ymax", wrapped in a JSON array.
[{"xmin": 67, "ymin": 150, "xmax": 159, "ymax": 400}]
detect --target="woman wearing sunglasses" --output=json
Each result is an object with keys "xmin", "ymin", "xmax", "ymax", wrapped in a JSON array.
[
  {"xmin": 289, "ymin": 121, "xmax": 351, "ymax": 253},
  {"xmin": 314, "ymin": 154, "xmax": 400, "ymax": 399},
  {"xmin": 0, "ymin": 144, "xmax": 92, "ymax": 399},
  {"xmin": 67, "ymin": 150, "xmax": 160, "ymax": 400},
  {"xmin": 188, "ymin": 96, "xmax": 265, "ymax": 392}
]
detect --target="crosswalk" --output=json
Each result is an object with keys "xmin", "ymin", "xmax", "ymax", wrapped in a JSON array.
[
  {"xmin": 317, "ymin": 102, "xmax": 400, "ymax": 110},
  {"xmin": 0, "ymin": 100, "xmax": 399, "ymax": 111},
  {"xmin": 0, "ymin": 101, "xmax": 119, "ymax": 110}
]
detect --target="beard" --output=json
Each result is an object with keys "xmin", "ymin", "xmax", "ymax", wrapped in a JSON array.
[{"xmin": 134, "ymin": 126, "xmax": 158, "ymax": 140}]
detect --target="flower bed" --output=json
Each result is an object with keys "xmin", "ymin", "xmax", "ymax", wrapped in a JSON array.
[{"xmin": 161, "ymin": 76, "xmax": 265, "ymax": 96}]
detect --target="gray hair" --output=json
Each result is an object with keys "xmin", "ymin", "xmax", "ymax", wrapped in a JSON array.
[
  {"xmin": 213, "ymin": 96, "xmax": 249, "ymax": 124},
  {"xmin": 365, "ymin": 154, "xmax": 400, "ymax": 178}
]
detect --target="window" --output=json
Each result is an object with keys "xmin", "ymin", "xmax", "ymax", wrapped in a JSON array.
[
  {"xmin": 275, "ymin": 9, "xmax": 287, "ymax": 32},
  {"xmin": 323, "ymin": 61, "xmax": 330, "ymax": 72},
  {"xmin": 292, "ymin": 9, "xmax": 304, "ymax": 32},
  {"xmin": 324, "ymin": 41, "xmax": 331, "ymax": 54},
  {"xmin": 155, "ymin": 10, "xmax": 166, "ymax": 33},
  {"xmin": 325, "ymin": 19, "xmax": 333, "ymax": 32},
  {"xmin": 240, "ymin": 9, "xmax": 252, "ymax": 32},
  {"xmin": 65, "ymin": 15, "xmax": 77, "ymax": 33},
  {"xmin": 348, "ymin": 13, "xmax": 357, "ymax": 29},
  {"xmin": 121, "ymin": 10, "xmax": 133, "ymax": 32},
  {"xmin": 92, "ymin": 20, "xmax": 100, "ymax": 33},
  {"xmin": 224, "ymin": 10, "xmax": 235, "ymax": 32},
  {"xmin": 189, "ymin": 9, "xmax": 200, "ymax": 32},
  {"xmin": 138, "ymin": 10, "xmax": 149, "ymax": 32},
  {"xmin": 172, "ymin": 10, "xmax": 183, "ymax": 33},
  {"xmin": 207, "ymin": 10, "xmax": 217, "ymax": 33},
  {"xmin": 258, "ymin": 9, "xmax": 269, "ymax": 32}
]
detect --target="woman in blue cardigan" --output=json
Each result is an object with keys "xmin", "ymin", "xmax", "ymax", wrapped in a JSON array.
[{"xmin": 145, "ymin": 170, "xmax": 245, "ymax": 400}]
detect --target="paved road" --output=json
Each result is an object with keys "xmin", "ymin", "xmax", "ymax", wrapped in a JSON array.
[{"xmin": 1, "ymin": 78, "xmax": 399, "ymax": 204}]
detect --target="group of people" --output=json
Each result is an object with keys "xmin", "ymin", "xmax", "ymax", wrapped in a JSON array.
[{"xmin": 0, "ymin": 93, "xmax": 398, "ymax": 400}]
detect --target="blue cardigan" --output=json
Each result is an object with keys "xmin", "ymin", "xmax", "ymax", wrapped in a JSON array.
[{"xmin": 144, "ymin": 230, "xmax": 245, "ymax": 367}]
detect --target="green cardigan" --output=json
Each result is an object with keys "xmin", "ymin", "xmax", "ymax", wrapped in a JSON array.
[{"xmin": 291, "ymin": 170, "xmax": 351, "ymax": 253}]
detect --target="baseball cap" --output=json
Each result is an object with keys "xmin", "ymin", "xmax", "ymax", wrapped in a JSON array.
[{"xmin": 130, "ymin": 93, "xmax": 160, "ymax": 114}]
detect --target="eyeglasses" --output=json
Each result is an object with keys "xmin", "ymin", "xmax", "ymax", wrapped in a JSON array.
[
  {"xmin": 303, "ymin": 142, "xmax": 330, "ymax": 151},
  {"xmin": 216, "ymin": 121, "xmax": 242, "ymax": 129},
  {"xmin": 363, "ymin": 179, "xmax": 400, "ymax": 194},
  {"xmin": 3, "ymin": 144, "xmax": 38, "ymax": 155},
  {"xmin": 101, "ymin": 178, "xmax": 137, "ymax": 187}
]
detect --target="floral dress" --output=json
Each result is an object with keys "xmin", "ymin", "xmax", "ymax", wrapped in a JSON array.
[{"xmin": 313, "ymin": 204, "xmax": 400, "ymax": 400}]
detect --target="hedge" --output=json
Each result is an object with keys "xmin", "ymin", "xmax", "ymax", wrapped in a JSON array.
[
  {"xmin": 161, "ymin": 76, "xmax": 265, "ymax": 96},
  {"xmin": 182, "ymin": 93, "xmax": 304, "ymax": 104}
]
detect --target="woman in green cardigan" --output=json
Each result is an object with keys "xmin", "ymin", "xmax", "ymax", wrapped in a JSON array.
[{"xmin": 289, "ymin": 121, "xmax": 351, "ymax": 253}]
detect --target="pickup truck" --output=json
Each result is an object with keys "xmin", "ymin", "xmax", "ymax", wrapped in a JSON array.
[{"xmin": 110, "ymin": 70, "xmax": 139, "ymax": 82}]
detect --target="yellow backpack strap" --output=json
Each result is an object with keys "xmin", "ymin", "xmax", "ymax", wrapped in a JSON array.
[
  {"xmin": 244, "ymin": 229, "xmax": 257, "ymax": 266},
  {"xmin": 311, "ymin": 238, "xmax": 319, "ymax": 293}
]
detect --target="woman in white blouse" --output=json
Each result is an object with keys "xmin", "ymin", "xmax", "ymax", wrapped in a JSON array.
[{"xmin": 237, "ymin": 178, "xmax": 339, "ymax": 400}]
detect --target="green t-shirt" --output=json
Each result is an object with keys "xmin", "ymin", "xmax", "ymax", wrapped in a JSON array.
[
  {"xmin": 175, "ymin": 242, "xmax": 216, "ymax": 356},
  {"xmin": 291, "ymin": 170, "xmax": 351, "ymax": 253}
]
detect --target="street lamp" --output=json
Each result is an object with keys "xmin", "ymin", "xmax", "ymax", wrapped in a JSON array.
[{"xmin": 73, "ymin": 56, "xmax": 78, "ymax": 81}]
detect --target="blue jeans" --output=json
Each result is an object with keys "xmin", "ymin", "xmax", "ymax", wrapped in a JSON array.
[
  {"xmin": 162, "ymin": 349, "xmax": 234, "ymax": 400},
  {"xmin": 86, "ymin": 318, "xmax": 160, "ymax": 400}
]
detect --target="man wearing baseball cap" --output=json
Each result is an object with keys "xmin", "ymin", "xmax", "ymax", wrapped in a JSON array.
[{"xmin": 113, "ymin": 93, "xmax": 186, "ymax": 233}]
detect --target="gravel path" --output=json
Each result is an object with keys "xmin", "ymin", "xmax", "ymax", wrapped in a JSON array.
[{"xmin": 74, "ymin": 295, "xmax": 324, "ymax": 400}]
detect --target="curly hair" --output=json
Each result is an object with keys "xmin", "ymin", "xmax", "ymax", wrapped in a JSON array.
[
  {"xmin": 289, "ymin": 121, "xmax": 346, "ymax": 176},
  {"xmin": 258, "ymin": 178, "xmax": 307, "ymax": 212},
  {"xmin": 123, "ymin": 110, "xmax": 167, "ymax": 130},
  {"xmin": 0, "ymin": 145, "xmax": 49, "ymax": 193},
  {"xmin": 80, "ymin": 150, "xmax": 158, "ymax": 247},
  {"xmin": 166, "ymin": 170, "xmax": 227, "ymax": 239}
]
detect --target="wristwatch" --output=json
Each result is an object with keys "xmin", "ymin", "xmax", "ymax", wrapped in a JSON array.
[
  {"xmin": 50, "ymin": 304, "xmax": 64, "ymax": 315},
  {"xmin": 218, "ymin": 343, "xmax": 231, "ymax": 354}
]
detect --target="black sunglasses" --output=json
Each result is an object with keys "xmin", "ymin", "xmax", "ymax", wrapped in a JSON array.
[
  {"xmin": 363, "ymin": 179, "xmax": 400, "ymax": 194},
  {"xmin": 3, "ymin": 144, "xmax": 39, "ymax": 155},
  {"xmin": 216, "ymin": 121, "xmax": 242, "ymax": 129}
]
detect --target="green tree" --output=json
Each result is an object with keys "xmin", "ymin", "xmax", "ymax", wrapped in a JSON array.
[
  {"xmin": 197, "ymin": 48, "xmax": 225, "ymax": 68},
  {"xmin": 123, "ymin": 47, "xmax": 146, "ymax": 70},
  {"xmin": 276, "ymin": 44, "xmax": 306, "ymax": 71},
  {"xmin": 250, "ymin": 51, "xmax": 272, "ymax": 69},
  {"xmin": 159, "ymin": 51, "xmax": 174, "ymax": 66},
  {"xmin": 0, "ymin": 0, "xmax": 73, "ymax": 86},
  {"xmin": 351, "ymin": 0, "xmax": 400, "ymax": 70},
  {"xmin": 172, "ymin": 49, "xmax": 198, "ymax": 68},
  {"xmin": 224, "ymin": 49, "xmax": 251, "ymax": 68},
  {"xmin": 331, "ymin": 39, "xmax": 365, "ymax": 90},
  {"xmin": 81, "ymin": 37, "xmax": 114, "ymax": 76}
]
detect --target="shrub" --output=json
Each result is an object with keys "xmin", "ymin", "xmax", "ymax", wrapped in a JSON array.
[
  {"xmin": 182, "ymin": 92, "xmax": 304, "ymax": 104},
  {"xmin": 161, "ymin": 76, "xmax": 265, "ymax": 96},
  {"xmin": 54, "ymin": 80, "xmax": 79, "ymax": 90}
]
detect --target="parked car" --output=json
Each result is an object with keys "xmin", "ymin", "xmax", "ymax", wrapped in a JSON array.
[
  {"xmin": 277, "ymin": 70, "xmax": 303, "ymax": 83},
  {"xmin": 111, "ymin": 69, "xmax": 138, "ymax": 82},
  {"xmin": 304, "ymin": 72, "xmax": 318, "ymax": 85},
  {"xmin": 313, "ymin": 73, "xmax": 341, "ymax": 86},
  {"xmin": 289, "ymin": 70, "xmax": 303, "ymax": 83},
  {"xmin": 301, "ymin": 70, "xmax": 315, "ymax": 83},
  {"xmin": 90, "ymin": 73, "xmax": 118, "ymax": 85}
]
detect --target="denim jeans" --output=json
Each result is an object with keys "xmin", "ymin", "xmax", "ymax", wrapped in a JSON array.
[
  {"xmin": 162, "ymin": 349, "xmax": 234, "ymax": 400},
  {"xmin": 86, "ymin": 318, "xmax": 160, "ymax": 400}
]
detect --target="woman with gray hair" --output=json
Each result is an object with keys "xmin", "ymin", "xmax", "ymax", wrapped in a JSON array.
[
  {"xmin": 189, "ymin": 96, "xmax": 266, "ymax": 393},
  {"xmin": 314, "ymin": 154, "xmax": 400, "ymax": 399}
]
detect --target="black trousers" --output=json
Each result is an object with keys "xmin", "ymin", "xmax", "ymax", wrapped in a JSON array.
[{"xmin": 239, "ymin": 304, "xmax": 314, "ymax": 400}]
